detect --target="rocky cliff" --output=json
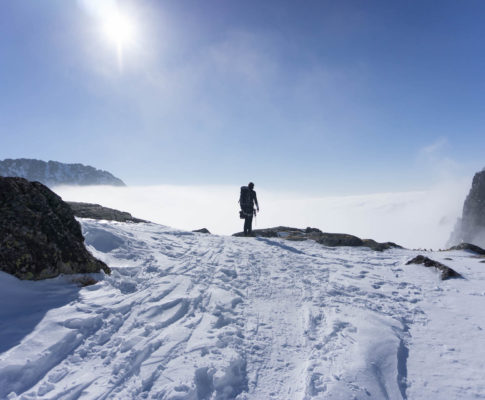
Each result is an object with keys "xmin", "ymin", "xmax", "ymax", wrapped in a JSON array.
[
  {"xmin": 448, "ymin": 169, "xmax": 485, "ymax": 248},
  {"xmin": 0, "ymin": 177, "xmax": 110, "ymax": 280},
  {"xmin": 0, "ymin": 158, "xmax": 125, "ymax": 187}
]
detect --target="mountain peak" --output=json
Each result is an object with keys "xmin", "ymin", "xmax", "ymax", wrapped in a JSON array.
[{"xmin": 0, "ymin": 158, "xmax": 125, "ymax": 187}]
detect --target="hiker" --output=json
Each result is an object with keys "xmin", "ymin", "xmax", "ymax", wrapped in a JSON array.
[{"xmin": 239, "ymin": 182, "xmax": 259, "ymax": 236}]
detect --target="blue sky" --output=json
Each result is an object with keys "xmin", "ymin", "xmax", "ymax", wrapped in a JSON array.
[{"xmin": 1, "ymin": 0, "xmax": 484, "ymax": 193}]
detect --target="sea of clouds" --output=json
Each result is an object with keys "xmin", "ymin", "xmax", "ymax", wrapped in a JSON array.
[{"xmin": 54, "ymin": 181, "xmax": 469, "ymax": 250}]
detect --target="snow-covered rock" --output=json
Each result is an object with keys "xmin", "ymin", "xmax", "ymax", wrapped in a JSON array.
[
  {"xmin": 0, "ymin": 158, "xmax": 125, "ymax": 187},
  {"xmin": 0, "ymin": 220, "xmax": 484, "ymax": 399},
  {"xmin": 406, "ymin": 255, "xmax": 462, "ymax": 280}
]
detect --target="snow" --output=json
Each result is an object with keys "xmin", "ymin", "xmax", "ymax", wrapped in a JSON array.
[{"xmin": 1, "ymin": 220, "xmax": 485, "ymax": 399}]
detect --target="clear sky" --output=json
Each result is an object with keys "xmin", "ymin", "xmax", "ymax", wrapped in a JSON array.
[{"xmin": 1, "ymin": 0, "xmax": 484, "ymax": 194}]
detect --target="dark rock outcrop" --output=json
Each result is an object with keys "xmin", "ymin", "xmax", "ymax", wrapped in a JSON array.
[
  {"xmin": 406, "ymin": 255, "xmax": 462, "ymax": 280},
  {"xmin": 67, "ymin": 202, "xmax": 146, "ymax": 223},
  {"xmin": 192, "ymin": 228, "xmax": 211, "ymax": 234},
  {"xmin": 448, "ymin": 169, "xmax": 485, "ymax": 248},
  {"xmin": 0, "ymin": 177, "xmax": 110, "ymax": 280},
  {"xmin": 233, "ymin": 226, "xmax": 402, "ymax": 251},
  {"xmin": 446, "ymin": 243, "xmax": 485, "ymax": 255},
  {"xmin": 233, "ymin": 226, "xmax": 291, "ymax": 238},
  {"xmin": 0, "ymin": 158, "xmax": 125, "ymax": 187}
]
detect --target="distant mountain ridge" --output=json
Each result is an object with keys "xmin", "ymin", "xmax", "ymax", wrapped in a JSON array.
[{"xmin": 0, "ymin": 158, "xmax": 125, "ymax": 187}]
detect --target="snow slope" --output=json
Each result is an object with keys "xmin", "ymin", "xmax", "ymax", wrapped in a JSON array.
[{"xmin": 1, "ymin": 220, "xmax": 485, "ymax": 399}]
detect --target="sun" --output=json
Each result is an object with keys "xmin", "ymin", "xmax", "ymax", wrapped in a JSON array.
[
  {"xmin": 102, "ymin": 10, "xmax": 136, "ymax": 70},
  {"xmin": 103, "ymin": 12, "xmax": 135, "ymax": 48}
]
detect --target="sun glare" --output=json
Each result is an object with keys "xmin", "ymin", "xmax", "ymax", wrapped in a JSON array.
[
  {"xmin": 102, "ymin": 10, "xmax": 136, "ymax": 70},
  {"xmin": 104, "ymin": 12, "xmax": 135, "ymax": 47}
]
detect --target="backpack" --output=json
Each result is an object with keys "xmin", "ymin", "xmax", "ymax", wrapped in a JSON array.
[{"xmin": 239, "ymin": 186, "xmax": 251, "ymax": 208}]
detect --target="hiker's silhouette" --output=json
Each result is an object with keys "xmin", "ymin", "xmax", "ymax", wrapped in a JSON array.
[{"xmin": 239, "ymin": 182, "xmax": 259, "ymax": 236}]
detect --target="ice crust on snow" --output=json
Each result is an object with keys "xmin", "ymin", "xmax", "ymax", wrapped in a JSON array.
[{"xmin": 0, "ymin": 220, "xmax": 485, "ymax": 399}]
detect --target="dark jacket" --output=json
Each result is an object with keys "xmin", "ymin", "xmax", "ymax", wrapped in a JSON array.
[{"xmin": 241, "ymin": 187, "xmax": 258, "ymax": 213}]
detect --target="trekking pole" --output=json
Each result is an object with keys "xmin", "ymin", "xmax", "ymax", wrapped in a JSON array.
[{"xmin": 253, "ymin": 209, "xmax": 257, "ymax": 227}]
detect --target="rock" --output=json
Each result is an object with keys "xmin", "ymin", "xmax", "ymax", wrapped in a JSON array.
[
  {"xmin": 0, "ymin": 158, "xmax": 125, "ymax": 187},
  {"xmin": 362, "ymin": 239, "xmax": 402, "ymax": 252},
  {"xmin": 406, "ymin": 255, "xmax": 462, "ymax": 280},
  {"xmin": 305, "ymin": 227, "xmax": 322, "ymax": 234},
  {"xmin": 308, "ymin": 232, "xmax": 364, "ymax": 247},
  {"xmin": 67, "ymin": 202, "xmax": 146, "ymax": 223},
  {"xmin": 448, "ymin": 169, "xmax": 485, "ymax": 248},
  {"xmin": 446, "ymin": 243, "xmax": 485, "ymax": 255},
  {"xmin": 0, "ymin": 177, "xmax": 110, "ymax": 280},
  {"xmin": 192, "ymin": 228, "xmax": 211, "ymax": 234},
  {"xmin": 233, "ymin": 226, "xmax": 402, "ymax": 251},
  {"xmin": 233, "ymin": 227, "xmax": 305, "ymax": 239}
]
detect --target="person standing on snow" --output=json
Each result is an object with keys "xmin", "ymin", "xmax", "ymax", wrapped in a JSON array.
[{"xmin": 239, "ymin": 182, "xmax": 259, "ymax": 236}]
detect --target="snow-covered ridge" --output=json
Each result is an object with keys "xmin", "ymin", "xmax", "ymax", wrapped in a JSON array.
[
  {"xmin": 0, "ymin": 158, "xmax": 125, "ymax": 187},
  {"xmin": 0, "ymin": 220, "xmax": 484, "ymax": 399}
]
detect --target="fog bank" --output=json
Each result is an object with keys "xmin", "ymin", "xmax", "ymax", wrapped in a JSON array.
[{"xmin": 54, "ymin": 182, "xmax": 469, "ymax": 249}]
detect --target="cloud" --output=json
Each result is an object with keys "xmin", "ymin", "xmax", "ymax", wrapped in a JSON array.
[
  {"xmin": 420, "ymin": 137, "xmax": 449, "ymax": 156},
  {"xmin": 417, "ymin": 137, "xmax": 462, "ymax": 181},
  {"xmin": 54, "ymin": 182, "xmax": 469, "ymax": 249}
]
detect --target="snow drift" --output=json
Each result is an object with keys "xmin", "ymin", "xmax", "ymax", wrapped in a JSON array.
[{"xmin": 0, "ymin": 219, "xmax": 484, "ymax": 399}]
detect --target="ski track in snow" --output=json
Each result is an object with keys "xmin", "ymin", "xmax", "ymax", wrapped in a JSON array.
[{"xmin": 1, "ymin": 220, "xmax": 485, "ymax": 399}]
